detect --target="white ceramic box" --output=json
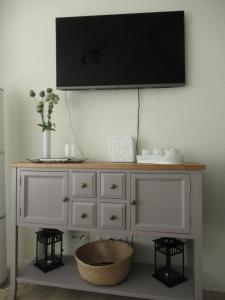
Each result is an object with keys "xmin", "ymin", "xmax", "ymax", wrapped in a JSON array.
[{"xmin": 109, "ymin": 136, "xmax": 136, "ymax": 162}]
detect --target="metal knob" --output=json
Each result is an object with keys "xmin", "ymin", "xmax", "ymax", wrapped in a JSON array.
[
  {"xmin": 131, "ymin": 200, "xmax": 136, "ymax": 205},
  {"xmin": 80, "ymin": 213, "xmax": 87, "ymax": 218},
  {"xmin": 62, "ymin": 197, "xmax": 69, "ymax": 202},
  {"xmin": 110, "ymin": 184, "xmax": 117, "ymax": 189},
  {"xmin": 110, "ymin": 215, "xmax": 116, "ymax": 220},
  {"xmin": 80, "ymin": 183, "xmax": 87, "ymax": 188}
]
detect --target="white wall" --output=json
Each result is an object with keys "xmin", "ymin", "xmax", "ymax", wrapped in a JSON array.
[{"xmin": 0, "ymin": 0, "xmax": 225, "ymax": 292}]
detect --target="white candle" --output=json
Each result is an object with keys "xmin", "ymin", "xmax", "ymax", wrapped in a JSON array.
[
  {"xmin": 64, "ymin": 143, "xmax": 70, "ymax": 157},
  {"xmin": 70, "ymin": 143, "xmax": 75, "ymax": 158}
]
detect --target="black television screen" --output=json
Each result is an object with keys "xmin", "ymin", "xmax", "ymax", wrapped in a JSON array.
[{"xmin": 56, "ymin": 11, "xmax": 185, "ymax": 90}]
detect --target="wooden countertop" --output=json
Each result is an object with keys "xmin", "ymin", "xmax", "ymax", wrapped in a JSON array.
[{"xmin": 10, "ymin": 161, "xmax": 206, "ymax": 170}]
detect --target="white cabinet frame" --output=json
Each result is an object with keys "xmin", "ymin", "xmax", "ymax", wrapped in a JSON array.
[{"xmin": 10, "ymin": 164, "xmax": 204, "ymax": 300}]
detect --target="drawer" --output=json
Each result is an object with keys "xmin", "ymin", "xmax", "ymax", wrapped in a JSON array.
[
  {"xmin": 71, "ymin": 172, "xmax": 96, "ymax": 198},
  {"xmin": 100, "ymin": 203, "xmax": 126, "ymax": 230},
  {"xmin": 72, "ymin": 202, "xmax": 96, "ymax": 227},
  {"xmin": 100, "ymin": 173, "xmax": 126, "ymax": 199}
]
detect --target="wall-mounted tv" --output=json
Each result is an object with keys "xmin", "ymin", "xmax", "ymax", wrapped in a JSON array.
[{"xmin": 56, "ymin": 11, "xmax": 185, "ymax": 90}]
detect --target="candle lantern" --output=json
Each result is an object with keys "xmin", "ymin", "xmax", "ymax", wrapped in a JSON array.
[
  {"xmin": 34, "ymin": 229, "xmax": 64, "ymax": 273},
  {"xmin": 153, "ymin": 237, "xmax": 186, "ymax": 287}
]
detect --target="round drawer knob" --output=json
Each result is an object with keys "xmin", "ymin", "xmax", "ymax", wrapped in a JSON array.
[
  {"xmin": 131, "ymin": 200, "xmax": 136, "ymax": 205},
  {"xmin": 110, "ymin": 215, "xmax": 116, "ymax": 220},
  {"xmin": 80, "ymin": 213, "xmax": 87, "ymax": 218},
  {"xmin": 80, "ymin": 183, "xmax": 87, "ymax": 188},
  {"xmin": 110, "ymin": 184, "xmax": 117, "ymax": 189},
  {"xmin": 62, "ymin": 197, "xmax": 69, "ymax": 202}
]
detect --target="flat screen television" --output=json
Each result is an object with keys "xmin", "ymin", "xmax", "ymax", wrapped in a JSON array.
[{"xmin": 56, "ymin": 11, "xmax": 185, "ymax": 90}]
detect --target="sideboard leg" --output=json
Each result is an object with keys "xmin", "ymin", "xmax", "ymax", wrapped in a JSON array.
[
  {"xmin": 11, "ymin": 168, "xmax": 18, "ymax": 300},
  {"xmin": 11, "ymin": 227, "xmax": 18, "ymax": 300},
  {"xmin": 193, "ymin": 238, "xmax": 202, "ymax": 300}
]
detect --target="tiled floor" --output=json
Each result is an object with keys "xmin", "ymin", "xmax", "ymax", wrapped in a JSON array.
[{"xmin": 0, "ymin": 284, "xmax": 225, "ymax": 300}]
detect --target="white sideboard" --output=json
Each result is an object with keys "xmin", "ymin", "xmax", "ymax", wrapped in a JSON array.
[{"xmin": 11, "ymin": 161, "xmax": 205, "ymax": 300}]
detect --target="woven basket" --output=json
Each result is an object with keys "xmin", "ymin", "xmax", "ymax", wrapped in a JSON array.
[{"xmin": 75, "ymin": 240, "xmax": 134, "ymax": 286}]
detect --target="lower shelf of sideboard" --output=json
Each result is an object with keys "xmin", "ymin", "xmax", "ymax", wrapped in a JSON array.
[{"xmin": 17, "ymin": 256, "xmax": 194, "ymax": 300}]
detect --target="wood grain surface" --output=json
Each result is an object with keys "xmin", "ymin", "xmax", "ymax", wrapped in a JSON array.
[{"xmin": 10, "ymin": 161, "xmax": 206, "ymax": 170}]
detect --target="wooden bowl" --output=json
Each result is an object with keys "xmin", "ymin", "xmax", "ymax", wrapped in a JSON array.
[{"xmin": 75, "ymin": 240, "xmax": 134, "ymax": 286}]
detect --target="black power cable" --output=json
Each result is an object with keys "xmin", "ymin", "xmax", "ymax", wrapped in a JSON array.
[{"xmin": 136, "ymin": 88, "xmax": 141, "ymax": 155}]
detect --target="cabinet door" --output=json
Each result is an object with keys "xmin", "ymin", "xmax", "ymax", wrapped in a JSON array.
[
  {"xmin": 19, "ymin": 171, "xmax": 69, "ymax": 226},
  {"xmin": 131, "ymin": 174, "xmax": 190, "ymax": 233}
]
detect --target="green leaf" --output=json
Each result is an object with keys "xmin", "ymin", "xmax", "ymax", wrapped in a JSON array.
[{"xmin": 29, "ymin": 88, "xmax": 60, "ymax": 132}]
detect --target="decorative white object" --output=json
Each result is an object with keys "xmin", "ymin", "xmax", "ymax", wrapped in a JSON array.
[
  {"xmin": 137, "ymin": 148, "xmax": 184, "ymax": 164},
  {"xmin": 43, "ymin": 130, "xmax": 51, "ymax": 158},
  {"xmin": 164, "ymin": 148, "xmax": 180, "ymax": 161},
  {"xmin": 142, "ymin": 149, "xmax": 151, "ymax": 156},
  {"xmin": 109, "ymin": 136, "xmax": 136, "ymax": 162},
  {"xmin": 64, "ymin": 140, "xmax": 76, "ymax": 158},
  {"xmin": 64, "ymin": 143, "xmax": 70, "ymax": 158}
]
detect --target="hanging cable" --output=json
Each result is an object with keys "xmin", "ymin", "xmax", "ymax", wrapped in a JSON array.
[
  {"xmin": 64, "ymin": 91, "xmax": 76, "ymax": 139},
  {"xmin": 136, "ymin": 88, "xmax": 140, "ymax": 155},
  {"xmin": 64, "ymin": 91, "xmax": 85, "ymax": 159}
]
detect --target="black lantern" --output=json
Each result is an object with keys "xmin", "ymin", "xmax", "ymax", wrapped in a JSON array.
[
  {"xmin": 34, "ymin": 229, "xmax": 64, "ymax": 273},
  {"xmin": 153, "ymin": 237, "xmax": 186, "ymax": 287}
]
